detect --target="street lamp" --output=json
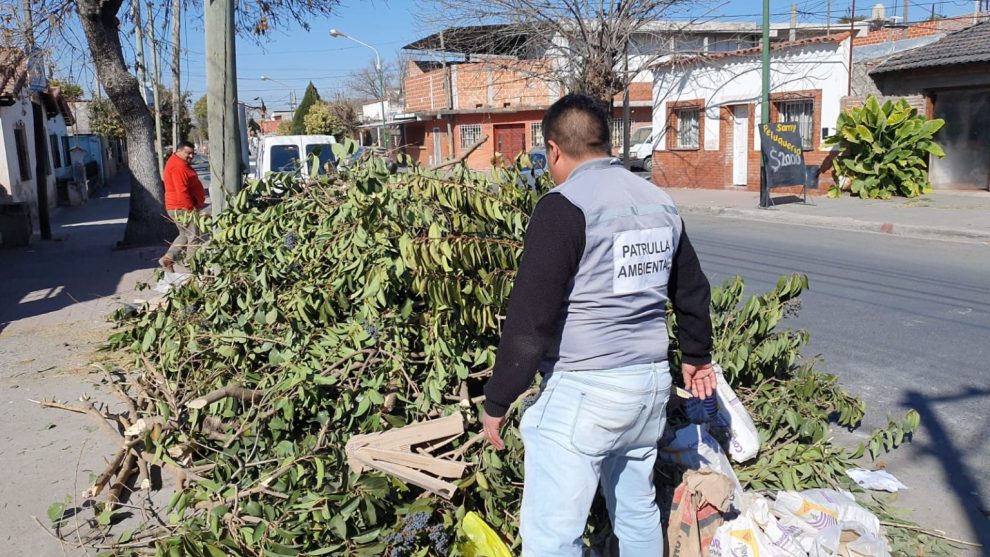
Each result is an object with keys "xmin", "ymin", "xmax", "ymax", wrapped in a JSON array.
[
  {"xmin": 260, "ymin": 76, "xmax": 296, "ymax": 112},
  {"xmin": 329, "ymin": 28, "xmax": 388, "ymax": 149}
]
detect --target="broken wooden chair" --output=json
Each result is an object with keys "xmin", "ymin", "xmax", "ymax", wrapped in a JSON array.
[{"xmin": 345, "ymin": 412, "xmax": 468, "ymax": 499}]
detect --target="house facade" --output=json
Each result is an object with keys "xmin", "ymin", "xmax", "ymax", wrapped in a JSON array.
[
  {"xmin": 0, "ymin": 48, "xmax": 77, "ymax": 224},
  {"xmin": 870, "ymin": 19, "xmax": 990, "ymax": 191},
  {"xmin": 398, "ymin": 22, "xmax": 846, "ymax": 170},
  {"xmin": 650, "ymin": 34, "xmax": 852, "ymax": 192}
]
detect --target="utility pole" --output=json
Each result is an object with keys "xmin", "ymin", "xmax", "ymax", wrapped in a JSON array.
[
  {"xmin": 903, "ymin": 0, "xmax": 909, "ymax": 23},
  {"xmin": 759, "ymin": 0, "xmax": 771, "ymax": 208},
  {"xmin": 171, "ymin": 0, "xmax": 181, "ymax": 149},
  {"xmin": 848, "ymin": 0, "xmax": 857, "ymax": 96},
  {"xmin": 131, "ymin": 0, "xmax": 148, "ymax": 104},
  {"xmin": 205, "ymin": 0, "xmax": 242, "ymax": 214},
  {"xmin": 146, "ymin": 3, "xmax": 164, "ymax": 175},
  {"xmin": 790, "ymin": 4, "xmax": 798, "ymax": 41},
  {"xmin": 622, "ymin": 45, "xmax": 631, "ymax": 169},
  {"xmin": 827, "ymin": 0, "xmax": 832, "ymax": 35}
]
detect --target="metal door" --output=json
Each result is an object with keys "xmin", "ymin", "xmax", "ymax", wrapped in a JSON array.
[
  {"xmin": 495, "ymin": 124, "xmax": 525, "ymax": 161},
  {"xmin": 732, "ymin": 105, "xmax": 749, "ymax": 186}
]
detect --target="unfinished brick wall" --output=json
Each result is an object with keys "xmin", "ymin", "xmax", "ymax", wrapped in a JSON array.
[
  {"xmin": 852, "ymin": 14, "xmax": 984, "ymax": 46},
  {"xmin": 405, "ymin": 61, "xmax": 449, "ymax": 113},
  {"xmin": 406, "ymin": 59, "xmax": 554, "ymax": 113}
]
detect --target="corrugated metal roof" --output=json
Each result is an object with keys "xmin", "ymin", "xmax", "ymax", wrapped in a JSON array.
[
  {"xmin": 653, "ymin": 32, "xmax": 852, "ymax": 68},
  {"xmin": 0, "ymin": 48, "xmax": 28, "ymax": 103},
  {"xmin": 871, "ymin": 20, "xmax": 990, "ymax": 74}
]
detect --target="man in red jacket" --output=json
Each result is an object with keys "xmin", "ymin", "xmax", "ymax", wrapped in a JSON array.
[{"xmin": 159, "ymin": 141, "xmax": 206, "ymax": 271}]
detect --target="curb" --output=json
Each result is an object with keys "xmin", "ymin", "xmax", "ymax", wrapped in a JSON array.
[{"xmin": 679, "ymin": 205, "xmax": 990, "ymax": 244}]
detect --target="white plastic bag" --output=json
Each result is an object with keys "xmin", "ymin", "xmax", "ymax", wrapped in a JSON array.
[
  {"xmin": 659, "ymin": 424, "xmax": 744, "ymax": 506},
  {"xmin": 772, "ymin": 489, "xmax": 882, "ymax": 553},
  {"xmin": 705, "ymin": 364, "xmax": 761, "ymax": 463},
  {"xmin": 810, "ymin": 522, "xmax": 891, "ymax": 557},
  {"xmin": 745, "ymin": 494, "xmax": 807, "ymax": 556},
  {"xmin": 709, "ymin": 515, "xmax": 779, "ymax": 557},
  {"xmin": 155, "ymin": 271, "xmax": 191, "ymax": 294},
  {"xmin": 845, "ymin": 468, "xmax": 908, "ymax": 492}
]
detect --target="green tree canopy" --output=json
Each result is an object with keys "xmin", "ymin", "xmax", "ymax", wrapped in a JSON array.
[
  {"xmin": 194, "ymin": 94, "xmax": 209, "ymax": 141},
  {"xmin": 88, "ymin": 99, "xmax": 125, "ymax": 139},
  {"xmin": 291, "ymin": 82, "xmax": 321, "ymax": 134},
  {"xmin": 302, "ymin": 102, "xmax": 344, "ymax": 136}
]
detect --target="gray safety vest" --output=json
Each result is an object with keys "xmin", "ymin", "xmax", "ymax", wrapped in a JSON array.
[{"xmin": 540, "ymin": 157, "xmax": 683, "ymax": 373}]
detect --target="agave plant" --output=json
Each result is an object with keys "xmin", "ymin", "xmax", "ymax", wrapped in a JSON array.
[{"xmin": 826, "ymin": 96, "xmax": 945, "ymax": 199}]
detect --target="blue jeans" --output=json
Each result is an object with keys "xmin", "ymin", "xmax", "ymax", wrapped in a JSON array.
[{"xmin": 519, "ymin": 362, "xmax": 672, "ymax": 557}]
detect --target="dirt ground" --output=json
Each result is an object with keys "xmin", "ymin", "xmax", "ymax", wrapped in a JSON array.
[{"xmin": 0, "ymin": 176, "xmax": 166, "ymax": 556}]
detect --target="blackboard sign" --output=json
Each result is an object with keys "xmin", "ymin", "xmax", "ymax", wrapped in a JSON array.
[{"xmin": 759, "ymin": 122, "xmax": 805, "ymax": 189}]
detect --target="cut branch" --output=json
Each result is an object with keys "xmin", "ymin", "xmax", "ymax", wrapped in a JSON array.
[
  {"xmin": 187, "ymin": 384, "xmax": 264, "ymax": 410},
  {"xmin": 431, "ymin": 136, "xmax": 489, "ymax": 170}
]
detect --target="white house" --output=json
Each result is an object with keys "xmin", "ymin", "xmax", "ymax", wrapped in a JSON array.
[
  {"xmin": 650, "ymin": 33, "xmax": 851, "ymax": 192},
  {"xmin": 0, "ymin": 48, "xmax": 60, "ymax": 223}
]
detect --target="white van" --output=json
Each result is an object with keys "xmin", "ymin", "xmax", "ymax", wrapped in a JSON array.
[
  {"xmin": 253, "ymin": 135, "xmax": 337, "ymax": 180},
  {"xmin": 628, "ymin": 127, "xmax": 655, "ymax": 171}
]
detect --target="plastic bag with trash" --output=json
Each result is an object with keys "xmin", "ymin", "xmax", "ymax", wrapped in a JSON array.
[
  {"xmin": 659, "ymin": 424, "xmax": 744, "ymax": 506},
  {"xmin": 810, "ymin": 522, "xmax": 891, "ymax": 557},
  {"xmin": 679, "ymin": 365, "xmax": 761, "ymax": 463},
  {"xmin": 708, "ymin": 494, "xmax": 805, "ymax": 557},
  {"xmin": 772, "ymin": 489, "xmax": 882, "ymax": 553}
]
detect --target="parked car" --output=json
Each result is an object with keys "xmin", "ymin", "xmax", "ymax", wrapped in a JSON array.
[
  {"xmin": 252, "ymin": 135, "xmax": 338, "ymax": 180},
  {"xmin": 628, "ymin": 126, "xmax": 654, "ymax": 171}
]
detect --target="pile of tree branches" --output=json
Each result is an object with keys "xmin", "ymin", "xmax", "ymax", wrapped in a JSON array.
[{"xmin": 40, "ymin": 156, "xmax": 956, "ymax": 556}]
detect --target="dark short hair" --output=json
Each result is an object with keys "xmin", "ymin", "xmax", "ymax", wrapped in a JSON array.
[
  {"xmin": 177, "ymin": 141, "xmax": 195, "ymax": 151},
  {"xmin": 542, "ymin": 94, "xmax": 611, "ymax": 157}
]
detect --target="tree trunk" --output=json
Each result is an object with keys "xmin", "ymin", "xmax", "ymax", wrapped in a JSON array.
[{"xmin": 76, "ymin": 0, "xmax": 173, "ymax": 246}]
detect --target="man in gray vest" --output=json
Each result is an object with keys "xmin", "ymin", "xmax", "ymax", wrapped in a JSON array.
[{"xmin": 482, "ymin": 93, "xmax": 715, "ymax": 556}]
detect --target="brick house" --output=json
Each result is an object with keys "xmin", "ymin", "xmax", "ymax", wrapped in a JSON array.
[
  {"xmin": 650, "ymin": 34, "xmax": 852, "ymax": 192},
  {"xmin": 398, "ymin": 23, "xmax": 842, "ymax": 170}
]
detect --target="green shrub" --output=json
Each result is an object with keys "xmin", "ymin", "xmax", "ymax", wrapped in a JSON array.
[{"xmin": 826, "ymin": 96, "xmax": 945, "ymax": 199}]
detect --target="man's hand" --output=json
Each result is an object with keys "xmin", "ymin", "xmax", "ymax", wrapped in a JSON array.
[
  {"xmin": 682, "ymin": 362, "xmax": 716, "ymax": 399},
  {"xmin": 482, "ymin": 411, "xmax": 506, "ymax": 451}
]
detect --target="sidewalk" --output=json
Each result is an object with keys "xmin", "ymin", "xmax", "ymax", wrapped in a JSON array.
[
  {"xmin": 666, "ymin": 187, "xmax": 990, "ymax": 244},
  {"xmin": 0, "ymin": 173, "xmax": 160, "ymax": 556}
]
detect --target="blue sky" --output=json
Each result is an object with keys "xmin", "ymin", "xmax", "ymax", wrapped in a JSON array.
[{"xmin": 55, "ymin": 0, "xmax": 978, "ymax": 111}]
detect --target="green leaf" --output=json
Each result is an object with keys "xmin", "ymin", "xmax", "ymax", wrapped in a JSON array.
[{"xmin": 47, "ymin": 502, "xmax": 66, "ymax": 523}]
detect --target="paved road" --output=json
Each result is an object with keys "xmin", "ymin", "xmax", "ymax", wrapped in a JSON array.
[{"xmin": 684, "ymin": 214, "xmax": 990, "ymax": 548}]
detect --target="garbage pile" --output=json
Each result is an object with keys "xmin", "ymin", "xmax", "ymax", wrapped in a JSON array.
[{"xmin": 660, "ymin": 366, "xmax": 894, "ymax": 557}]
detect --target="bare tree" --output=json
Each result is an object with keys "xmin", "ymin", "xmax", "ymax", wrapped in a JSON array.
[
  {"xmin": 36, "ymin": 0, "xmax": 342, "ymax": 246},
  {"xmin": 421, "ymin": 0, "xmax": 705, "ymax": 103},
  {"xmin": 345, "ymin": 59, "xmax": 400, "ymax": 103}
]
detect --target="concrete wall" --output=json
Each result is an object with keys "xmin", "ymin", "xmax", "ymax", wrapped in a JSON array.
[
  {"xmin": 651, "ymin": 38, "xmax": 850, "ymax": 191},
  {"xmin": 0, "ymin": 98, "xmax": 43, "ymax": 214}
]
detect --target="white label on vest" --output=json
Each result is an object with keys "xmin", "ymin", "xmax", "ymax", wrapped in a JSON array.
[{"xmin": 612, "ymin": 227, "xmax": 674, "ymax": 294}]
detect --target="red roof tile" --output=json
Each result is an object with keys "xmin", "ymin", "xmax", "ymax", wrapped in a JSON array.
[
  {"xmin": 653, "ymin": 32, "xmax": 852, "ymax": 69},
  {"xmin": 0, "ymin": 48, "xmax": 28, "ymax": 102}
]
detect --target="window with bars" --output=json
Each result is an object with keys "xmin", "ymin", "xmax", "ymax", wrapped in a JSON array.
[
  {"xmin": 62, "ymin": 136, "xmax": 71, "ymax": 166},
  {"xmin": 459, "ymin": 124, "xmax": 483, "ymax": 149},
  {"xmin": 530, "ymin": 122, "xmax": 544, "ymax": 147},
  {"xmin": 50, "ymin": 135, "xmax": 62, "ymax": 169},
  {"xmin": 609, "ymin": 119, "xmax": 620, "ymax": 150},
  {"xmin": 775, "ymin": 99, "xmax": 814, "ymax": 150},
  {"xmin": 14, "ymin": 126, "xmax": 31, "ymax": 181},
  {"xmin": 674, "ymin": 108, "xmax": 700, "ymax": 149}
]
